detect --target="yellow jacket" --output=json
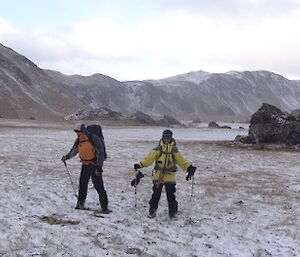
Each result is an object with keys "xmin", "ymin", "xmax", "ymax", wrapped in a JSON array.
[{"xmin": 140, "ymin": 139, "xmax": 191, "ymax": 183}]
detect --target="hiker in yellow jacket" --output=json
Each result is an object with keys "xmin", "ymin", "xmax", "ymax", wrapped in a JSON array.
[{"xmin": 132, "ymin": 129, "xmax": 196, "ymax": 219}]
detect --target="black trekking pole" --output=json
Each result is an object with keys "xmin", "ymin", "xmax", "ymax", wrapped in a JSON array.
[
  {"xmin": 63, "ymin": 160, "xmax": 78, "ymax": 199},
  {"xmin": 131, "ymin": 168, "xmax": 144, "ymax": 208},
  {"xmin": 188, "ymin": 175, "xmax": 195, "ymax": 224},
  {"xmin": 134, "ymin": 170, "xmax": 139, "ymax": 208}
]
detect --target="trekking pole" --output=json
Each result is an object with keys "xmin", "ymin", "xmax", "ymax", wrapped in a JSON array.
[
  {"xmin": 134, "ymin": 169, "xmax": 139, "ymax": 208},
  {"xmin": 188, "ymin": 175, "xmax": 195, "ymax": 223},
  {"xmin": 63, "ymin": 160, "xmax": 78, "ymax": 199}
]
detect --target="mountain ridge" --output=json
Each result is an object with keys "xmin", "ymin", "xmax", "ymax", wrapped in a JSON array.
[{"xmin": 1, "ymin": 43, "xmax": 300, "ymax": 121}]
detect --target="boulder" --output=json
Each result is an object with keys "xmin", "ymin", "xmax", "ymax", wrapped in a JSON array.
[
  {"xmin": 238, "ymin": 103, "xmax": 300, "ymax": 145},
  {"xmin": 128, "ymin": 111, "xmax": 157, "ymax": 125},
  {"xmin": 208, "ymin": 121, "xmax": 220, "ymax": 128},
  {"xmin": 220, "ymin": 125, "xmax": 232, "ymax": 129}
]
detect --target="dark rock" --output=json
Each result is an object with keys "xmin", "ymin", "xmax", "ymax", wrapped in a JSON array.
[
  {"xmin": 286, "ymin": 109, "xmax": 300, "ymax": 121},
  {"xmin": 156, "ymin": 114, "xmax": 184, "ymax": 127},
  {"xmin": 208, "ymin": 121, "xmax": 220, "ymax": 128},
  {"xmin": 128, "ymin": 112, "xmax": 183, "ymax": 126},
  {"xmin": 238, "ymin": 103, "xmax": 300, "ymax": 145},
  {"xmin": 235, "ymin": 135, "xmax": 253, "ymax": 144},
  {"xmin": 129, "ymin": 111, "xmax": 157, "ymax": 125},
  {"xmin": 250, "ymin": 103, "xmax": 284, "ymax": 124},
  {"xmin": 235, "ymin": 135, "xmax": 243, "ymax": 141},
  {"xmin": 208, "ymin": 121, "xmax": 230, "ymax": 129},
  {"xmin": 220, "ymin": 125, "xmax": 231, "ymax": 129}
]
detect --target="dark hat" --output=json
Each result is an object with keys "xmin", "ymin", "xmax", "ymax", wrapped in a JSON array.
[
  {"xmin": 74, "ymin": 124, "xmax": 86, "ymax": 133},
  {"xmin": 162, "ymin": 129, "xmax": 173, "ymax": 139}
]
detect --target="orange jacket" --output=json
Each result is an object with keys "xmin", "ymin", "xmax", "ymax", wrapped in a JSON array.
[{"xmin": 67, "ymin": 132, "xmax": 105, "ymax": 167}]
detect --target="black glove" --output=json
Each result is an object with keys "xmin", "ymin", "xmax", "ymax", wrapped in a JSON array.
[
  {"xmin": 131, "ymin": 171, "xmax": 144, "ymax": 187},
  {"xmin": 186, "ymin": 165, "xmax": 196, "ymax": 181},
  {"xmin": 134, "ymin": 163, "xmax": 142, "ymax": 171},
  {"xmin": 61, "ymin": 155, "xmax": 69, "ymax": 162}
]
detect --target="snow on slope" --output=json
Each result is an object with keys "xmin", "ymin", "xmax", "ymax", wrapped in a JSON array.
[
  {"xmin": 149, "ymin": 70, "xmax": 211, "ymax": 85},
  {"xmin": 0, "ymin": 122, "xmax": 299, "ymax": 257}
]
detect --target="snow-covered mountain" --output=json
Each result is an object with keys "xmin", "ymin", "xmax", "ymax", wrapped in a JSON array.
[
  {"xmin": 45, "ymin": 71, "xmax": 170, "ymax": 117},
  {"xmin": 147, "ymin": 70, "xmax": 300, "ymax": 118},
  {"xmin": 1, "ymin": 43, "xmax": 300, "ymax": 120},
  {"xmin": 0, "ymin": 43, "xmax": 84, "ymax": 119}
]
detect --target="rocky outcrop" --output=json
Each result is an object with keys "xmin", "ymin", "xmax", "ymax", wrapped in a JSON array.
[
  {"xmin": 286, "ymin": 109, "xmax": 300, "ymax": 121},
  {"xmin": 129, "ymin": 112, "xmax": 184, "ymax": 127},
  {"xmin": 65, "ymin": 108, "xmax": 184, "ymax": 127},
  {"xmin": 238, "ymin": 103, "xmax": 300, "ymax": 145},
  {"xmin": 128, "ymin": 111, "xmax": 157, "ymax": 125},
  {"xmin": 156, "ymin": 114, "xmax": 184, "ymax": 127},
  {"xmin": 208, "ymin": 121, "xmax": 231, "ymax": 129},
  {"xmin": 65, "ymin": 107, "xmax": 122, "ymax": 120}
]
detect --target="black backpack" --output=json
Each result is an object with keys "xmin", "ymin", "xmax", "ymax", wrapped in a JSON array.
[{"xmin": 86, "ymin": 124, "xmax": 107, "ymax": 160}]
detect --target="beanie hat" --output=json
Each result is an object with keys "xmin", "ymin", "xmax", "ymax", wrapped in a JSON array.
[
  {"xmin": 162, "ymin": 129, "xmax": 173, "ymax": 139},
  {"xmin": 74, "ymin": 124, "xmax": 86, "ymax": 133}
]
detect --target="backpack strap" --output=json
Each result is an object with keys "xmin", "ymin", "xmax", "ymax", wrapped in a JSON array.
[
  {"xmin": 79, "ymin": 139, "xmax": 89, "ymax": 143},
  {"xmin": 154, "ymin": 139, "xmax": 177, "ymax": 171}
]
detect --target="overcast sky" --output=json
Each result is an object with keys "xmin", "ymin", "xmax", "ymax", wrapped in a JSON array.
[{"xmin": 1, "ymin": 0, "xmax": 300, "ymax": 81}]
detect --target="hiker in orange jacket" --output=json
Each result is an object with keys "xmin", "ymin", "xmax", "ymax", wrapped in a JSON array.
[{"xmin": 61, "ymin": 124, "xmax": 110, "ymax": 213}]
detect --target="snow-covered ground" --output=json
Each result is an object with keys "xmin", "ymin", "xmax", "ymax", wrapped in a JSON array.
[{"xmin": 0, "ymin": 121, "xmax": 299, "ymax": 257}]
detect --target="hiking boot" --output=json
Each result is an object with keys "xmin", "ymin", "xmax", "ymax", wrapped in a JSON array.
[
  {"xmin": 169, "ymin": 211, "xmax": 178, "ymax": 219},
  {"xmin": 148, "ymin": 209, "xmax": 157, "ymax": 218},
  {"xmin": 75, "ymin": 201, "xmax": 85, "ymax": 210},
  {"xmin": 100, "ymin": 208, "xmax": 112, "ymax": 214}
]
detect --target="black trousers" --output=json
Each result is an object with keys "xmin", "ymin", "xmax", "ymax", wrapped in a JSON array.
[
  {"xmin": 149, "ymin": 182, "xmax": 178, "ymax": 215},
  {"xmin": 78, "ymin": 164, "xmax": 108, "ymax": 209}
]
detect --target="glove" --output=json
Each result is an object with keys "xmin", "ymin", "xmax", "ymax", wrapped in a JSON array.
[
  {"xmin": 95, "ymin": 166, "xmax": 103, "ymax": 176},
  {"xmin": 186, "ymin": 165, "xmax": 196, "ymax": 181},
  {"xmin": 131, "ymin": 171, "xmax": 144, "ymax": 187},
  {"xmin": 134, "ymin": 163, "xmax": 142, "ymax": 171},
  {"xmin": 61, "ymin": 155, "xmax": 69, "ymax": 162}
]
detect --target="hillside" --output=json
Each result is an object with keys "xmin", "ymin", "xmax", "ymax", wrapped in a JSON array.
[
  {"xmin": 1, "ymin": 43, "xmax": 300, "ymax": 121},
  {"xmin": 0, "ymin": 43, "xmax": 84, "ymax": 120}
]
